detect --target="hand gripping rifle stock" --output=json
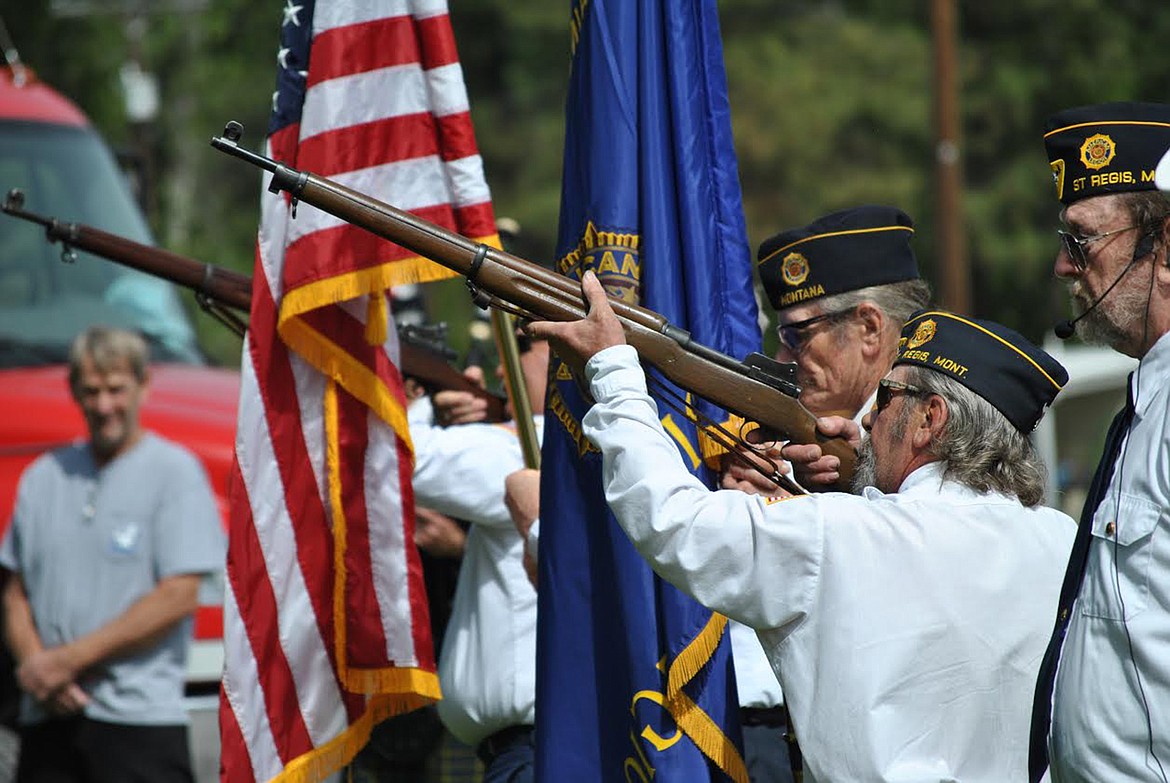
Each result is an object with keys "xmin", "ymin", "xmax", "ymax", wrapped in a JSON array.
[
  {"xmin": 1, "ymin": 186, "xmax": 506, "ymax": 423},
  {"xmin": 211, "ymin": 122, "xmax": 856, "ymax": 485}
]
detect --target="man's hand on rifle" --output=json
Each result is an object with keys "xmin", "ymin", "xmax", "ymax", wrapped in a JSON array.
[
  {"xmin": 781, "ymin": 416, "xmax": 863, "ymax": 489},
  {"xmin": 433, "ymin": 366, "xmax": 490, "ymax": 426},
  {"xmin": 720, "ymin": 440, "xmax": 792, "ymax": 497},
  {"xmin": 527, "ymin": 270, "xmax": 626, "ymax": 375}
]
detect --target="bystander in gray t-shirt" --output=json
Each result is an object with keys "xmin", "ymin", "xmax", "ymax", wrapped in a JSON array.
[{"xmin": 0, "ymin": 432, "xmax": 225, "ymax": 726}]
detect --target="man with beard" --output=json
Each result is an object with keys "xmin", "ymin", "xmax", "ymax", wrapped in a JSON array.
[
  {"xmin": 529, "ymin": 278, "xmax": 1075, "ymax": 781},
  {"xmin": 714, "ymin": 206, "xmax": 930, "ymax": 779},
  {"xmin": 1029, "ymin": 103, "xmax": 1170, "ymax": 783}
]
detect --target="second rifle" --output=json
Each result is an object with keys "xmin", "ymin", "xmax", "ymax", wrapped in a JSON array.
[{"xmin": 0, "ymin": 188, "xmax": 506, "ymax": 422}]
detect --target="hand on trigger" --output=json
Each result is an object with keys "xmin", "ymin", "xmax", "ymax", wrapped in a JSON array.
[{"xmin": 781, "ymin": 416, "xmax": 861, "ymax": 488}]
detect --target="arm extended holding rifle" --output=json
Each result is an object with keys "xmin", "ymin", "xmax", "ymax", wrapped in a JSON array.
[
  {"xmin": 0, "ymin": 187, "xmax": 506, "ymax": 422},
  {"xmin": 211, "ymin": 122, "xmax": 856, "ymax": 485}
]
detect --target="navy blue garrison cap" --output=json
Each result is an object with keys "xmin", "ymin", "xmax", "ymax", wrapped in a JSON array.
[
  {"xmin": 1043, "ymin": 102, "xmax": 1170, "ymax": 204},
  {"xmin": 757, "ymin": 205, "xmax": 920, "ymax": 311},
  {"xmin": 895, "ymin": 310, "xmax": 1069, "ymax": 433}
]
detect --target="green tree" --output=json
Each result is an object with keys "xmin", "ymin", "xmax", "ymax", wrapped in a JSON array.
[{"xmin": 5, "ymin": 0, "xmax": 1166, "ymax": 357}]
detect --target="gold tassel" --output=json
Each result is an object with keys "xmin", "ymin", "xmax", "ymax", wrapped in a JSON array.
[{"xmin": 365, "ymin": 294, "xmax": 388, "ymax": 346}]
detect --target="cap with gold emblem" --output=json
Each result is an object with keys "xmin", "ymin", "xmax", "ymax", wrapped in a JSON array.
[
  {"xmin": 894, "ymin": 310, "xmax": 1068, "ymax": 433},
  {"xmin": 1043, "ymin": 102, "xmax": 1170, "ymax": 205},
  {"xmin": 757, "ymin": 205, "xmax": 919, "ymax": 312}
]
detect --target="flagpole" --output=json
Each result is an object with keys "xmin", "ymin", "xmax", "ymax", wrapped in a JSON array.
[
  {"xmin": 491, "ymin": 219, "xmax": 541, "ymax": 470},
  {"xmin": 490, "ymin": 310, "xmax": 541, "ymax": 469}
]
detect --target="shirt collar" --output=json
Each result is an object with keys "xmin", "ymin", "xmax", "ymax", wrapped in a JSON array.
[{"xmin": 860, "ymin": 460, "xmax": 947, "ymax": 500}]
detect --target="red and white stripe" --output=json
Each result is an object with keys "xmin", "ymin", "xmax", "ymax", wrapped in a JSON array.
[{"xmin": 220, "ymin": 1, "xmax": 497, "ymax": 780}]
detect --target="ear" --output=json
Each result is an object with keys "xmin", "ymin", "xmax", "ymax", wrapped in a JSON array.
[
  {"xmin": 138, "ymin": 368, "xmax": 152, "ymax": 404},
  {"xmin": 1155, "ymin": 220, "xmax": 1170, "ymax": 290},
  {"xmin": 854, "ymin": 302, "xmax": 885, "ymax": 356},
  {"xmin": 911, "ymin": 393, "xmax": 948, "ymax": 450}
]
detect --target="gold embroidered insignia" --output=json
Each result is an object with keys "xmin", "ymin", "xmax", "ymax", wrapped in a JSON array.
[
  {"xmin": 1079, "ymin": 133, "xmax": 1116, "ymax": 171},
  {"xmin": 781, "ymin": 252, "xmax": 810, "ymax": 286},
  {"xmin": 558, "ymin": 221, "xmax": 642, "ymax": 304},
  {"xmin": 1050, "ymin": 159, "xmax": 1065, "ymax": 201},
  {"xmin": 906, "ymin": 318, "xmax": 937, "ymax": 349}
]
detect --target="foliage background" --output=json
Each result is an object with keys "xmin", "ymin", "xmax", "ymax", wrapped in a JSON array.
[{"xmin": 3, "ymin": 0, "xmax": 1169, "ymax": 366}]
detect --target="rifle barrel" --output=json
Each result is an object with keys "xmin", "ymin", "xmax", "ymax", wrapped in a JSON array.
[
  {"xmin": 4, "ymin": 188, "xmax": 251, "ymax": 310},
  {"xmin": 211, "ymin": 124, "xmax": 857, "ymax": 485},
  {"xmin": 1, "ymin": 187, "xmax": 506, "ymax": 422}
]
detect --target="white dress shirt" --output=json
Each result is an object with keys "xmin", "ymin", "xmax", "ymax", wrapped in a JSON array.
[
  {"xmin": 731, "ymin": 386, "xmax": 879, "ymax": 710},
  {"xmin": 1049, "ymin": 331, "xmax": 1170, "ymax": 782},
  {"xmin": 408, "ymin": 397, "xmax": 541, "ymax": 747},
  {"xmin": 583, "ymin": 345, "xmax": 1075, "ymax": 782}
]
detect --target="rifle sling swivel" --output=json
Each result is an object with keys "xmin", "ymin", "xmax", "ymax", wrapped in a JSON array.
[
  {"xmin": 268, "ymin": 163, "xmax": 309, "ymax": 218},
  {"xmin": 465, "ymin": 244, "xmax": 492, "ymax": 309}
]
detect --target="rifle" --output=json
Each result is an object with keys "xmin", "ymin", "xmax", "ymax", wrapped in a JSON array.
[
  {"xmin": 3, "ymin": 188, "xmax": 252, "ymax": 335},
  {"xmin": 395, "ymin": 322, "xmax": 509, "ymax": 425},
  {"xmin": 210, "ymin": 122, "xmax": 857, "ymax": 487},
  {"xmin": 1, "ymin": 187, "xmax": 507, "ymax": 423}
]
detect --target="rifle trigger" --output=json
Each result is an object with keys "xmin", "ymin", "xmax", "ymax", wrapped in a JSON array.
[
  {"xmin": 290, "ymin": 197, "xmax": 299, "ymax": 219},
  {"xmin": 60, "ymin": 243, "xmax": 77, "ymax": 264}
]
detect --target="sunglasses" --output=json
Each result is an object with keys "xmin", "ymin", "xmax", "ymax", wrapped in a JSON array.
[
  {"xmin": 1056, "ymin": 224, "xmax": 1139, "ymax": 272},
  {"xmin": 776, "ymin": 308, "xmax": 854, "ymax": 351},
  {"xmin": 875, "ymin": 377, "xmax": 927, "ymax": 414}
]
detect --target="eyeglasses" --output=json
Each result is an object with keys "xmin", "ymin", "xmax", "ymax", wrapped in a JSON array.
[
  {"xmin": 875, "ymin": 377, "xmax": 927, "ymax": 414},
  {"xmin": 776, "ymin": 308, "xmax": 854, "ymax": 351},
  {"xmin": 1056, "ymin": 224, "xmax": 1139, "ymax": 272}
]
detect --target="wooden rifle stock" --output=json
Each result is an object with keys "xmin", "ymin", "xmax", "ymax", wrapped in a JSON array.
[
  {"xmin": 211, "ymin": 123, "xmax": 856, "ymax": 484},
  {"xmin": 0, "ymin": 187, "xmax": 505, "ymax": 423}
]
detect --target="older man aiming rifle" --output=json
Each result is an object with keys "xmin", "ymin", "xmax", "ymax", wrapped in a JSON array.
[
  {"xmin": 718, "ymin": 205, "xmax": 930, "ymax": 493},
  {"xmin": 530, "ymin": 272, "xmax": 1075, "ymax": 782}
]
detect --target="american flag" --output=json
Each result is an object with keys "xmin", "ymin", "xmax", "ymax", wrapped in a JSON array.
[{"xmin": 220, "ymin": 1, "xmax": 500, "ymax": 780}]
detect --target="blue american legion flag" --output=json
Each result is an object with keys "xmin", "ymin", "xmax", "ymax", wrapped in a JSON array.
[
  {"xmin": 535, "ymin": 0, "xmax": 761, "ymax": 780},
  {"xmin": 221, "ymin": 1, "xmax": 500, "ymax": 780}
]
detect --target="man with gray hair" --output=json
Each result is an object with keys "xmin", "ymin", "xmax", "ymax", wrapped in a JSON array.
[
  {"xmin": 758, "ymin": 205, "xmax": 930, "ymax": 418},
  {"xmin": 530, "ymin": 278, "xmax": 1076, "ymax": 781},
  {"xmin": 719, "ymin": 205, "xmax": 930, "ymax": 494},
  {"xmin": 692, "ymin": 206, "xmax": 932, "ymax": 779},
  {"xmin": 0, "ymin": 325, "xmax": 224, "ymax": 783},
  {"xmin": 1030, "ymin": 101, "xmax": 1170, "ymax": 783}
]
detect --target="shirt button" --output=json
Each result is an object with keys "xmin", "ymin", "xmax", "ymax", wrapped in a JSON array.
[
  {"xmin": 1105, "ymin": 521, "xmax": 1116, "ymax": 537},
  {"xmin": 1060, "ymin": 609, "xmax": 1068, "ymax": 621}
]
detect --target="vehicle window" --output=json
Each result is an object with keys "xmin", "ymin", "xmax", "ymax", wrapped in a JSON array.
[{"xmin": 0, "ymin": 121, "xmax": 202, "ymax": 366}]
